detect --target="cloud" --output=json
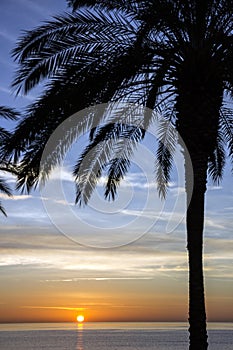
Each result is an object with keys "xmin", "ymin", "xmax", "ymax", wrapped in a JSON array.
[
  {"xmin": 0, "ymin": 30, "xmax": 15, "ymax": 42},
  {"xmin": 41, "ymin": 196, "xmax": 75, "ymax": 207},
  {"xmin": 205, "ymin": 218, "xmax": 225, "ymax": 230},
  {"xmin": 207, "ymin": 185, "xmax": 223, "ymax": 191},
  {"xmin": 21, "ymin": 306, "xmax": 87, "ymax": 311},
  {"xmin": 8, "ymin": 210, "xmax": 48, "ymax": 221},
  {"xmin": 0, "ymin": 242, "xmax": 189, "ymax": 281},
  {"xmin": 41, "ymin": 277, "xmax": 153, "ymax": 282},
  {"xmin": 121, "ymin": 209, "xmax": 157, "ymax": 219},
  {"xmin": 21, "ymin": 303, "xmax": 143, "ymax": 310},
  {"xmin": 0, "ymin": 230, "xmax": 232, "ymax": 284},
  {"xmin": 18, "ymin": 0, "xmax": 61, "ymax": 17},
  {"xmin": 0, "ymin": 194, "xmax": 33, "ymax": 201},
  {"xmin": 97, "ymin": 173, "xmax": 161, "ymax": 190},
  {"xmin": 49, "ymin": 168, "xmax": 74, "ymax": 182}
]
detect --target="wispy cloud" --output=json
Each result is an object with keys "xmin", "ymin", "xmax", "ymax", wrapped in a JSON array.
[
  {"xmin": 207, "ymin": 185, "xmax": 223, "ymax": 191},
  {"xmin": 18, "ymin": 0, "xmax": 61, "ymax": 17},
  {"xmin": 0, "ymin": 86, "xmax": 14, "ymax": 95},
  {"xmin": 0, "ymin": 194, "xmax": 33, "ymax": 201},
  {"xmin": 21, "ymin": 303, "xmax": 143, "ymax": 310},
  {"xmin": 41, "ymin": 277, "xmax": 153, "ymax": 282},
  {"xmin": 205, "ymin": 218, "xmax": 226, "ymax": 230},
  {"xmin": 0, "ymin": 30, "xmax": 16, "ymax": 43},
  {"xmin": 22, "ymin": 306, "xmax": 87, "ymax": 311}
]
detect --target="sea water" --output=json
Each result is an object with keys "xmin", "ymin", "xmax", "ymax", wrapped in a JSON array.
[{"xmin": 0, "ymin": 322, "xmax": 232, "ymax": 350}]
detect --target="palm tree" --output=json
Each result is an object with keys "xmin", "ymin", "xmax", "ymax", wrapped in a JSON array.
[
  {"xmin": 0, "ymin": 106, "xmax": 18, "ymax": 215},
  {"xmin": 2, "ymin": 1, "xmax": 232, "ymax": 348}
]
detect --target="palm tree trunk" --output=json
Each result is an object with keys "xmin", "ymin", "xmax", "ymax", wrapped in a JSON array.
[{"xmin": 185, "ymin": 152, "xmax": 208, "ymax": 350}]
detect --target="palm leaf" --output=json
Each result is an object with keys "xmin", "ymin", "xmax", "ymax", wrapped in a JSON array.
[
  {"xmin": 104, "ymin": 124, "xmax": 144, "ymax": 200},
  {"xmin": 208, "ymin": 131, "xmax": 226, "ymax": 184},
  {"xmin": 0, "ymin": 177, "xmax": 12, "ymax": 197},
  {"xmin": 6, "ymin": 15, "xmax": 155, "ymax": 175},
  {"xmin": 67, "ymin": 0, "xmax": 139, "ymax": 13},
  {"xmin": 74, "ymin": 104, "xmax": 145, "ymax": 204},
  {"xmin": 0, "ymin": 106, "xmax": 19, "ymax": 120},
  {"xmin": 12, "ymin": 9, "xmax": 137, "ymax": 95},
  {"xmin": 6, "ymin": 0, "xmax": 233, "ymax": 204},
  {"xmin": 0, "ymin": 106, "xmax": 19, "ymax": 216},
  {"xmin": 0, "ymin": 173, "xmax": 13, "ymax": 217},
  {"xmin": 155, "ymin": 107, "xmax": 177, "ymax": 198},
  {"xmin": 219, "ymin": 107, "xmax": 233, "ymax": 167},
  {"xmin": 0, "ymin": 203, "xmax": 7, "ymax": 217}
]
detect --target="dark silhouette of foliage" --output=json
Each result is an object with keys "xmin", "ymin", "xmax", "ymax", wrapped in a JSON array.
[
  {"xmin": 0, "ymin": 107, "xmax": 19, "ymax": 215},
  {"xmin": 2, "ymin": 1, "xmax": 233, "ymax": 348}
]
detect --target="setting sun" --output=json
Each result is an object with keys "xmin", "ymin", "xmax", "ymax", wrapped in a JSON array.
[{"xmin": 77, "ymin": 315, "xmax": 85, "ymax": 323}]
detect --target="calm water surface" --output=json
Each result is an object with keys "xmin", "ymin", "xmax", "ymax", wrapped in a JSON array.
[{"xmin": 0, "ymin": 322, "xmax": 232, "ymax": 350}]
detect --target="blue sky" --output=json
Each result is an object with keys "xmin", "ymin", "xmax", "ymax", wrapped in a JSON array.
[{"xmin": 0, "ymin": 0, "xmax": 232, "ymax": 322}]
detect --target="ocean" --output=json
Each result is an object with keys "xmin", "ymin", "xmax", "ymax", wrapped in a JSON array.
[{"xmin": 0, "ymin": 322, "xmax": 232, "ymax": 350}]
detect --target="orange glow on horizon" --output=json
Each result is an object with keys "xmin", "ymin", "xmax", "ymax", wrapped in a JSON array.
[{"xmin": 0, "ymin": 277, "xmax": 232, "ymax": 323}]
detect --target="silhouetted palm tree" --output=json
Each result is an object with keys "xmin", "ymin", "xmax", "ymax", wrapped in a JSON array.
[
  {"xmin": 0, "ymin": 106, "xmax": 18, "ymax": 215},
  {"xmin": 2, "ymin": 1, "xmax": 233, "ymax": 348}
]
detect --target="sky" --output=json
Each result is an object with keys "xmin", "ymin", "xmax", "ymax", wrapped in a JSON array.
[{"xmin": 0, "ymin": 0, "xmax": 232, "ymax": 323}]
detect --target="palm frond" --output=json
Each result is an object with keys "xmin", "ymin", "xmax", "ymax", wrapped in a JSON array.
[
  {"xmin": 6, "ymin": 0, "xmax": 233, "ymax": 211},
  {"xmin": 219, "ymin": 106, "xmax": 233, "ymax": 167},
  {"xmin": 5, "ymin": 15, "xmax": 155, "ymax": 168},
  {"xmin": 0, "ymin": 203, "xmax": 7, "ymax": 217},
  {"xmin": 0, "ymin": 106, "xmax": 19, "ymax": 158},
  {"xmin": 0, "ymin": 176, "xmax": 12, "ymax": 217},
  {"xmin": 0, "ymin": 127, "xmax": 10, "ymax": 141},
  {"xmin": 5, "ymin": 65, "xmax": 109, "ymax": 163},
  {"xmin": 74, "ymin": 104, "xmax": 145, "ymax": 205},
  {"xmin": 6, "ymin": 41, "xmax": 148, "ymax": 162},
  {"xmin": 15, "ymin": 146, "xmax": 43, "ymax": 193},
  {"xmin": 208, "ymin": 131, "xmax": 226, "ymax": 184},
  {"xmin": 0, "ymin": 166, "xmax": 17, "ymax": 220},
  {"xmin": 0, "ymin": 106, "xmax": 19, "ymax": 216},
  {"xmin": 155, "ymin": 108, "xmax": 177, "ymax": 198},
  {"xmin": 10, "ymin": 104, "xmax": 94, "ymax": 192},
  {"xmin": 223, "ymin": 44, "xmax": 233, "ymax": 98},
  {"xmin": 0, "ymin": 164, "xmax": 18, "ymax": 177},
  {"xmin": 74, "ymin": 142, "xmax": 108, "ymax": 206},
  {"xmin": 74, "ymin": 125, "xmax": 142, "ymax": 205},
  {"xmin": 0, "ymin": 177, "xmax": 12, "ymax": 197},
  {"xmin": 39, "ymin": 107, "xmax": 97, "ymax": 187},
  {"xmin": 104, "ymin": 158, "xmax": 131, "ymax": 200},
  {"xmin": 67, "ymin": 0, "xmax": 139, "ymax": 13},
  {"xmin": 0, "ymin": 106, "xmax": 19, "ymax": 120},
  {"xmin": 104, "ymin": 124, "xmax": 143, "ymax": 200},
  {"xmin": 12, "ymin": 9, "xmax": 137, "ymax": 95}
]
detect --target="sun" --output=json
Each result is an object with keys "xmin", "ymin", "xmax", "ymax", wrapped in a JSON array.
[{"xmin": 76, "ymin": 315, "xmax": 85, "ymax": 323}]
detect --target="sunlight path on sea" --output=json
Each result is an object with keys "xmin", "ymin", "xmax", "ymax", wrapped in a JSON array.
[{"xmin": 77, "ymin": 324, "xmax": 83, "ymax": 350}]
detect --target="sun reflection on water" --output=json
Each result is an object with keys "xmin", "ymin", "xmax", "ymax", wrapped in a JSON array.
[{"xmin": 77, "ymin": 323, "xmax": 84, "ymax": 350}]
